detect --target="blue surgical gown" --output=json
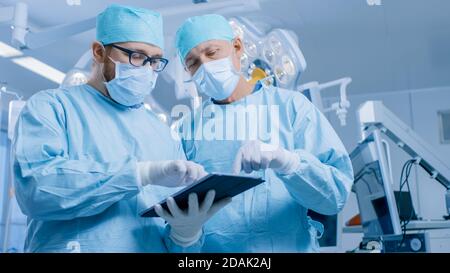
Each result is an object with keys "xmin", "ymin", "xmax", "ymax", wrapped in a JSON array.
[
  {"xmin": 180, "ymin": 85, "xmax": 354, "ymax": 252},
  {"xmin": 12, "ymin": 84, "xmax": 194, "ymax": 253}
]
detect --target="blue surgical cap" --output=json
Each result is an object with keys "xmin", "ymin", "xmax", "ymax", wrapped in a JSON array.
[
  {"xmin": 175, "ymin": 14, "xmax": 235, "ymax": 63},
  {"xmin": 96, "ymin": 4, "xmax": 164, "ymax": 50}
]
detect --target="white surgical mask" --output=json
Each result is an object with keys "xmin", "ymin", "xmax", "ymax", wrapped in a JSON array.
[
  {"xmin": 191, "ymin": 56, "xmax": 240, "ymax": 101},
  {"xmin": 104, "ymin": 57, "xmax": 158, "ymax": 107}
]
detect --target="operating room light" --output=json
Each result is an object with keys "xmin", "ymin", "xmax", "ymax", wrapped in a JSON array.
[
  {"xmin": 229, "ymin": 20, "xmax": 244, "ymax": 39},
  {"xmin": 274, "ymin": 67, "xmax": 288, "ymax": 84},
  {"xmin": 228, "ymin": 17, "xmax": 306, "ymax": 90},
  {"xmin": 12, "ymin": 56, "xmax": 66, "ymax": 84},
  {"xmin": 367, "ymin": 0, "xmax": 381, "ymax": 6},
  {"xmin": 240, "ymin": 53, "xmax": 249, "ymax": 70},
  {"xmin": 66, "ymin": 0, "xmax": 82, "ymax": 6},
  {"xmin": 281, "ymin": 55, "xmax": 296, "ymax": 75},
  {"xmin": 144, "ymin": 103, "xmax": 152, "ymax": 111},
  {"xmin": 0, "ymin": 41, "xmax": 23, "ymax": 58},
  {"xmin": 69, "ymin": 72, "xmax": 86, "ymax": 84},
  {"xmin": 268, "ymin": 36, "xmax": 283, "ymax": 55},
  {"xmin": 263, "ymin": 48, "xmax": 275, "ymax": 65},
  {"xmin": 61, "ymin": 69, "xmax": 88, "ymax": 88},
  {"xmin": 157, "ymin": 113, "xmax": 168, "ymax": 124},
  {"xmin": 244, "ymin": 40, "xmax": 258, "ymax": 57}
]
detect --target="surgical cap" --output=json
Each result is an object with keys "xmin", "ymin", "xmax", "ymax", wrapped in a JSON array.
[
  {"xmin": 96, "ymin": 4, "xmax": 164, "ymax": 50},
  {"xmin": 175, "ymin": 14, "xmax": 235, "ymax": 63}
]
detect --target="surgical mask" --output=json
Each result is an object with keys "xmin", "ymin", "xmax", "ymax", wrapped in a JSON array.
[
  {"xmin": 191, "ymin": 56, "xmax": 240, "ymax": 101},
  {"xmin": 104, "ymin": 57, "xmax": 158, "ymax": 107}
]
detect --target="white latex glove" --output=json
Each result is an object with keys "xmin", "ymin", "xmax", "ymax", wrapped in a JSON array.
[
  {"xmin": 137, "ymin": 160, "xmax": 207, "ymax": 187},
  {"xmin": 232, "ymin": 140, "xmax": 300, "ymax": 175},
  {"xmin": 155, "ymin": 190, "xmax": 232, "ymax": 247}
]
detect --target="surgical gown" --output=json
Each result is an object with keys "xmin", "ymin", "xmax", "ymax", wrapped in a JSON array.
[
  {"xmin": 12, "ymin": 84, "xmax": 194, "ymax": 253},
  {"xmin": 180, "ymin": 85, "xmax": 354, "ymax": 252}
]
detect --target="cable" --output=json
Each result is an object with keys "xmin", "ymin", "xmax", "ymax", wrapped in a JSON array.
[
  {"xmin": 405, "ymin": 161, "xmax": 415, "ymax": 227},
  {"xmin": 354, "ymin": 166, "xmax": 382, "ymax": 195},
  {"xmin": 397, "ymin": 160, "xmax": 410, "ymax": 219},
  {"xmin": 397, "ymin": 159, "xmax": 416, "ymax": 248},
  {"xmin": 400, "ymin": 161, "xmax": 414, "ymax": 240},
  {"xmin": 360, "ymin": 177, "xmax": 373, "ymax": 194}
]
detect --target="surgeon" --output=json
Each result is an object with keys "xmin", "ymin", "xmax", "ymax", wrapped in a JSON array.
[
  {"xmin": 12, "ymin": 5, "xmax": 229, "ymax": 253},
  {"xmin": 157, "ymin": 14, "xmax": 354, "ymax": 252}
]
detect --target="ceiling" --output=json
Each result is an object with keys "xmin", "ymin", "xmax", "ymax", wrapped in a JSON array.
[{"xmin": 1, "ymin": 0, "xmax": 450, "ymax": 111}]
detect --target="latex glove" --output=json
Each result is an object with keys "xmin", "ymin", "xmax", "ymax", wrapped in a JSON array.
[
  {"xmin": 155, "ymin": 190, "xmax": 232, "ymax": 247},
  {"xmin": 137, "ymin": 160, "xmax": 207, "ymax": 187},
  {"xmin": 232, "ymin": 140, "xmax": 300, "ymax": 175}
]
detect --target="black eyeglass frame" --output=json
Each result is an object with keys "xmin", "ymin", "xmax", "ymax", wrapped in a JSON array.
[{"xmin": 108, "ymin": 44, "xmax": 169, "ymax": 72}]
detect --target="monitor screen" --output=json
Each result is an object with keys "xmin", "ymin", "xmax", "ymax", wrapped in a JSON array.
[
  {"xmin": 371, "ymin": 196, "xmax": 395, "ymax": 235},
  {"xmin": 350, "ymin": 132, "xmax": 403, "ymax": 239}
]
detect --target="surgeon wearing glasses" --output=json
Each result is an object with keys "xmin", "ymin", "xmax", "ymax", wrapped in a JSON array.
[{"xmin": 11, "ymin": 4, "xmax": 229, "ymax": 253}]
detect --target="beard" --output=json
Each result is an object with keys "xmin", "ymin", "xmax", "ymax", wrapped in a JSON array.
[{"xmin": 102, "ymin": 57, "xmax": 116, "ymax": 82}]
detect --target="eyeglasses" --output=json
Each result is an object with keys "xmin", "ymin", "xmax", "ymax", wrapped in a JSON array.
[{"xmin": 110, "ymin": 44, "xmax": 169, "ymax": 72}]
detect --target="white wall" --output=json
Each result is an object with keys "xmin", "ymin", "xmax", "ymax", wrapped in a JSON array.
[
  {"xmin": 323, "ymin": 86, "xmax": 450, "ymax": 252},
  {"xmin": 410, "ymin": 89, "xmax": 450, "ymax": 252}
]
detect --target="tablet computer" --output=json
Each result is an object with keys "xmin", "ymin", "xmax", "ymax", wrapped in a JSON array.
[{"xmin": 140, "ymin": 174, "xmax": 265, "ymax": 218}]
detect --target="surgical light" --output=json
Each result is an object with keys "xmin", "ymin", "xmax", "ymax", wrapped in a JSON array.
[
  {"xmin": 157, "ymin": 113, "xmax": 168, "ymax": 124},
  {"xmin": 367, "ymin": 0, "xmax": 382, "ymax": 6},
  {"xmin": 228, "ymin": 17, "xmax": 307, "ymax": 90},
  {"xmin": 268, "ymin": 36, "xmax": 283, "ymax": 55},
  {"xmin": 274, "ymin": 66, "xmax": 289, "ymax": 84},
  {"xmin": 61, "ymin": 69, "xmax": 88, "ymax": 88},
  {"xmin": 144, "ymin": 103, "xmax": 152, "ymax": 111},
  {"xmin": 263, "ymin": 48, "xmax": 276, "ymax": 65},
  {"xmin": 240, "ymin": 53, "xmax": 249, "ymax": 70},
  {"xmin": 229, "ymin": 20, "xmax": 244, "ymax": 39},
  {"xmin": 298, "ymin": 78, "xmax": 352, "ymax": 127},
  {"xmin": 281, "ymin": 55, "xmax": 296, "ymax": 75},
  {"xmin": 244, "ymin": 40, "xmax": 258, "ymax": 57},
  {"xmin": 66, "ymin": 0, "xmax": 82, "ymax": 6}
]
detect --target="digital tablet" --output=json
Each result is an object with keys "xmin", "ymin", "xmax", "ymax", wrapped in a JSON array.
[{"xmin": 140, "ymin": 174, "xmax": 265, "ymax": 218}]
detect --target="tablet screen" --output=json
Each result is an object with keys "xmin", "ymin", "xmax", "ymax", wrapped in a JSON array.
[{"xmin": 140, "ymin": 174, "xmax": 265, "ymax": 217}]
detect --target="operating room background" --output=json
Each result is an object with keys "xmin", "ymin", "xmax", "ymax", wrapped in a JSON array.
[
  {"xmin": 1, "ymin": 0, "xmax": 450, "ymax": 252},
  {"xmin": 323, "ymin": 87, "xmax": 450, "ymax": 252}
]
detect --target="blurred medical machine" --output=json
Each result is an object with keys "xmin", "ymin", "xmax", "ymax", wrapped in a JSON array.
[{"xmin": 346, "ymin": 101, "xmax": 450, "ymax": 253}]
